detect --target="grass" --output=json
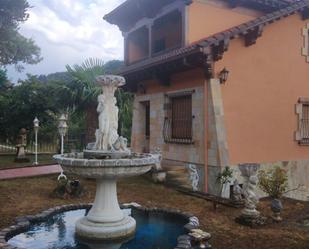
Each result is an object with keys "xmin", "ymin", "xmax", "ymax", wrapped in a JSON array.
[
  {"xmin": 0, "ymin": 154, "xmax": 54, "ymax": 169},
  {"xmin": 0, "ymin": 175, "xmax": 309, "ymax": 249}
]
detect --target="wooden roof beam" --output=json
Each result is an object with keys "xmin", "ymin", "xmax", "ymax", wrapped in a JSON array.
[
  {"xmin": 302, "ymin": 6, "xmax": 309, "ymax": 20},
  {"xmin": 244, "ymin": 25, "xmax": 264, "ymax": 46}
]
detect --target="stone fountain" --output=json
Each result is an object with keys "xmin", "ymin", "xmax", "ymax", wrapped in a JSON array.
[{"xmin": 54, "ymin": 75, "xmax": 159, "ymax": 241}]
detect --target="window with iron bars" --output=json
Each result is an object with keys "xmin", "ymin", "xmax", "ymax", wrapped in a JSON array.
[
  {"xmin": 295, "ymin": 98, "xmax": 309, "ymax": 145},
  {"xmin": 163, "ymin": 91, "xmax": 194, "ymax": 144}
]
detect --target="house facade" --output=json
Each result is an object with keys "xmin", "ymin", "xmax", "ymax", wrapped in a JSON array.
[{"xmin": 105, "ymin": 0, "xmax": 309, "ymax": 200}]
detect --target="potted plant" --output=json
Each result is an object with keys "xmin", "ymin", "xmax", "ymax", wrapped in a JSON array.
[
  {"xmin": 217, "ymin": 166, "xmax": 233, "ymax": 198},
  {"xmin": 258, "ymin": 166, "xmax": 288, "ymax": 222}
]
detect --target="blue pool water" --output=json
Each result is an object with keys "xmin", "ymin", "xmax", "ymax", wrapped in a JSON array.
[{"xmin": 8, "ymin": 208, "xmax": 187, "ymax": 249}]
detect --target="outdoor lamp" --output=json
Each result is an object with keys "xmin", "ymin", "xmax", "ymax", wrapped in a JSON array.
[
  {"xmin": 58, "ymin": 114, "xmax": 68, "ymax": 154},
  {"xmin": 33, "ymin": 117, "xmax": 39, "ymax": 165},
  {"xmin": 219, "ymin": 67, "xmax": 229, "ymax": 84},
  {"xmin": 33, "ymin": 117, "xmax": 39, "ymax": 132},
  {"xmin": 58, "ymin": 114, "xmax": 68, "ymax": 137}
]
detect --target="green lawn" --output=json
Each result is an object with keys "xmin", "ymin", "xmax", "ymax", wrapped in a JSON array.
[{"xmin": 0, "ymin": 154, "xmax": 55, "ymax": 169}]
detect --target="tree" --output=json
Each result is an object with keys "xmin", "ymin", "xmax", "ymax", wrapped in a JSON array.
[
  {"xmin": 65, "ymin": 58, "xmax": 104, "ymax": 110},
  {"xmin": 0, "ymin": 0, "xmax": 42, "ymax": 70},
  {"xmin": 0, "ymin": 68, "xmax": 11, "ymax": 92},
  {"xmin": 0, "ymin": 75, "xmax": 58, "ymax": 142}
]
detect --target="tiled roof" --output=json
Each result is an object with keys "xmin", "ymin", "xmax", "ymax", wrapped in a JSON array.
[
  {"xmin": 229, "ymin": 0, "xmax": 290, "ymax": 11},
  {"xmin": 121, "ymin": 0, "xmax": 309, "ymax": 78},
  {"xmin": 196, "ymin": 0, "xmax": 309, "ymax": 49}
]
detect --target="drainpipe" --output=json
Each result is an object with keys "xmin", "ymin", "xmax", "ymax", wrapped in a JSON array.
[{"xmin": 204, "ymin": 77, "xmax": 209, "ymax": 193}]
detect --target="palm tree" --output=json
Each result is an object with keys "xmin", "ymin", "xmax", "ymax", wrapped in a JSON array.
[{"xmin": 63, "ymin": 58, "xmax": 133, "ymax": 144}]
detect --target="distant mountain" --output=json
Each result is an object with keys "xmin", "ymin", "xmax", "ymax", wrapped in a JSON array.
[{"xmin": 37, "ymin": 72, "xmax": 74, "ymax": 83}]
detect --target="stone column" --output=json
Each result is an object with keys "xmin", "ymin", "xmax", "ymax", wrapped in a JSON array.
[{"xmin": 207, "ymin": 78, "xmax": 230, "ymax": 195}]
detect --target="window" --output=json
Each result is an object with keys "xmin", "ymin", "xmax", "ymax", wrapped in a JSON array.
[
  {"xmin": 126, "ymin": 26, "xmax": 149, "ymax": 64},
  {"xmin": 163, "ymin": 91, "xmax": 194, "ymax": 144},
  {"xmin": 153, "ymin": 39, "xmax": 166, "ymax": 54},
  {"xmin": 295, "ymin": 98, "xmax": 309, "ymax": 145},
  {"xmin": 151, "ymin": 10, "xmax": 182, "ymax": 55},
  {"xmin": 301, "ymin": 23, "xmax": 309, "ymax": 63}
]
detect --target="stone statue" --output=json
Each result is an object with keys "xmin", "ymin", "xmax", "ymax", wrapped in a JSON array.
[
  {"xmin": 187, "ymin": 164, "xmax": 199, "ymax": 191},
  {"xmin": 232, "ymin": 179, "xmax": 243, "ymax": 203},
  {"xmin": 94, "ymin": 76, "xmax": 129, "ymax": 153},
  {"xmin": 236, "ymin": 164, "xmax": 266, "ymax": 226},
  {"xmin": 242, "ymin": 175, "xmax": 260, "ymax": 217},
  {"xmin": 150, "ymin": 148, "xmax": 166, "ymax": 183},
  {"xmin": 14, "ymin": 128, "xmax": 30, "ymax": 162}
]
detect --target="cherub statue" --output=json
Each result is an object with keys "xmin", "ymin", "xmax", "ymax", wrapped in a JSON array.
[
  {"xmin": 232, "ymin": 179, "xmax": 243, "ymax": 202},
  {"xmin": 242, "ymin": 175, "xmax": 260, "ymax": 217},
  {"xmin": 187, "ymin": 164, "xmax": 199, "ymax": 191}
]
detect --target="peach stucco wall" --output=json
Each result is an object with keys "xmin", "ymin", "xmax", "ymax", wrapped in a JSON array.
[
  {"xmin": 187, "ymin": 0, "xmax": 260, "ymax": 44},
  {"xmin": 216, "ymin": 14, "xmax": 309, "ymax": 164}
]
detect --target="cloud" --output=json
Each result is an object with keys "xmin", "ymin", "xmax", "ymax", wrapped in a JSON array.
[{"xmin": 7, "ymin": 0, "xmax": 125, "ymax": 82}]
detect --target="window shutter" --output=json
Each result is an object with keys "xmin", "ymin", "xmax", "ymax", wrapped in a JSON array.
[{"xmin": 295, "ymin": 103, "xmax": 302, "ymax": 141}]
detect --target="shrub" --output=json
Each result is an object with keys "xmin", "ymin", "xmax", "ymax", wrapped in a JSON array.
[
  {"xmin": 217, "ymin": 166, "xmax": 233, "ymax": 185},
  {"xmin": 258, "ymin": 166, "xmax": 288, "ymax": 199}
]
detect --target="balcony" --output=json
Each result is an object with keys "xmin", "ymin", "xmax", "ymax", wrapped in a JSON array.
[
  {"xmin": 127, "ymin": 27, "xmax": 149, "ymax": 64},
  {"xmin": 125, "ymin": 10, "xmax": 183, "ymax": 65}
]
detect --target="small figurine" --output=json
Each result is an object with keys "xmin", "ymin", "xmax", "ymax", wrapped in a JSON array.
[
  {"xmin": 14, "ymin": 128, "xmax": 30, "ymax": 162},
  {"xmin": 189, "ymin": 228, "xmax": 211, "ymax": 249},
  {"xmin": 187, "ymin": 164, "xmax": 199, "ymax": 191},
  {"xmin": 232, "ymin": 179, "xmax": 243, "ymax": 203}
]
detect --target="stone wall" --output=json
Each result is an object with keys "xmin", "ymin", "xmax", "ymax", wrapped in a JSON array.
[
  {"xmin": 207, "ymin": 79, "xmax": 230, "ymax": 195},
  {"xmin": 219, "ymin": 161, "xmax": 309, "ymax": 201},
  {"xmin": 131, "ymin": 85, "xmax": 206, "ymax": 190}
]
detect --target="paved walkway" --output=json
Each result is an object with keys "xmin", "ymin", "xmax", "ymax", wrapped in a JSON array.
[{"xmin": 0, "ymin": 164, "xmax": 62, "ymax": 180}]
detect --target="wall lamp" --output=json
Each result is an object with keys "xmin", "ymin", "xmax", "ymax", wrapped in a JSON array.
[{"xmin": 219, "ymin": 68, "xmax": 229, "ymax": 84}]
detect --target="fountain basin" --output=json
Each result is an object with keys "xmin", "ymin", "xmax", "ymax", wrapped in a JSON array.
[
  {"xmin": 53, "ymin": 152, "xmax": 158, "ymax": 240},
  {"xmin": 4, "ymin": 204, "xmax": 195, "ymax": 249},
  {"xmin": 53, "ymin": 152, "xmax": 156, "ymax": 179}
]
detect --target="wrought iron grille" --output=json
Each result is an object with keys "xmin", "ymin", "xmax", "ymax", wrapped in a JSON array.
[
  {"xmin": 163, "ymin": 94, "xmax": 193, "ymax": 144},
  {"xmin": 300, "ymin": 104, "xmax": 309, "ymax": 144}
]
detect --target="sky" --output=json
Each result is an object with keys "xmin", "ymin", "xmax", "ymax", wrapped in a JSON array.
[{"xmin": 7, "ymin": 0, "xmax": 125, "ymax": 82}]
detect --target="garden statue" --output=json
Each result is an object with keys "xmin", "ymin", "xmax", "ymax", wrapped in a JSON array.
[
  {"xmin": 236, "ymin": 163, "xmax": 267, "ymax": 225},
  {"xmin": 187, "ymin": 163, "xmax": 199, "ymax": 191},
  {"xmin": 14, "ymin": 128, "xmax": 30, "ymax": 163},
  {"xmin": 189, "ymin": 228, "xmax": 212, "ymax": 249},
  {"xmin": 242, "ymin": 175, "xmax": 260, "ymax": 218},
  {"xmin": 94, "ymin": 75, "xmax": 129, "ymax": 153},
  {"xmin": 232, "ymin": 179, "xmax": 243, "ymax": 204},
  {"xmin": 151, "ymin": 148, "xmax": 166, "ymax": 183}
]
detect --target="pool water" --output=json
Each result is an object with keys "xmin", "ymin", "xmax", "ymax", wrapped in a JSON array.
[{"xmin": 8, "ymin": 208, "xmax": 187, "ymax": 249}]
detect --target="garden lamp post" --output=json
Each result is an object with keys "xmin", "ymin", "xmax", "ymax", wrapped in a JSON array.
[
  {"xmin": 33, "ymin": 117, "xmax": 39, "ymax": 165},
  {"xmin": 58, "ymin": 114, "xmax": 68, "ymax": 155}
]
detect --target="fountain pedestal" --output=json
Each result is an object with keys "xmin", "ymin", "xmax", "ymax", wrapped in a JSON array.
[
  {"xmin": 76, "ymin": 178, "xmax": 136, "ymax": 240},
  {"xmin": 53, "ymin": 75, "xmax": 159, "ymax": 241}
]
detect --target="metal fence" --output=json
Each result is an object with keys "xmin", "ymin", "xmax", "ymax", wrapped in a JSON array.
[
  {"xmin": 0, "ymin": 142, "xmax": 58, "ymax": 154},
  {"xmin": 0, "ymin": 133, "xmax": 87, "ymax": 155}
]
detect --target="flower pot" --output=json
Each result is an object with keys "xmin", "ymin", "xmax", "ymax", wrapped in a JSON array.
[{"xmin": 271, "ymin": 198, "xmax": 283, "ymax": 222}]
